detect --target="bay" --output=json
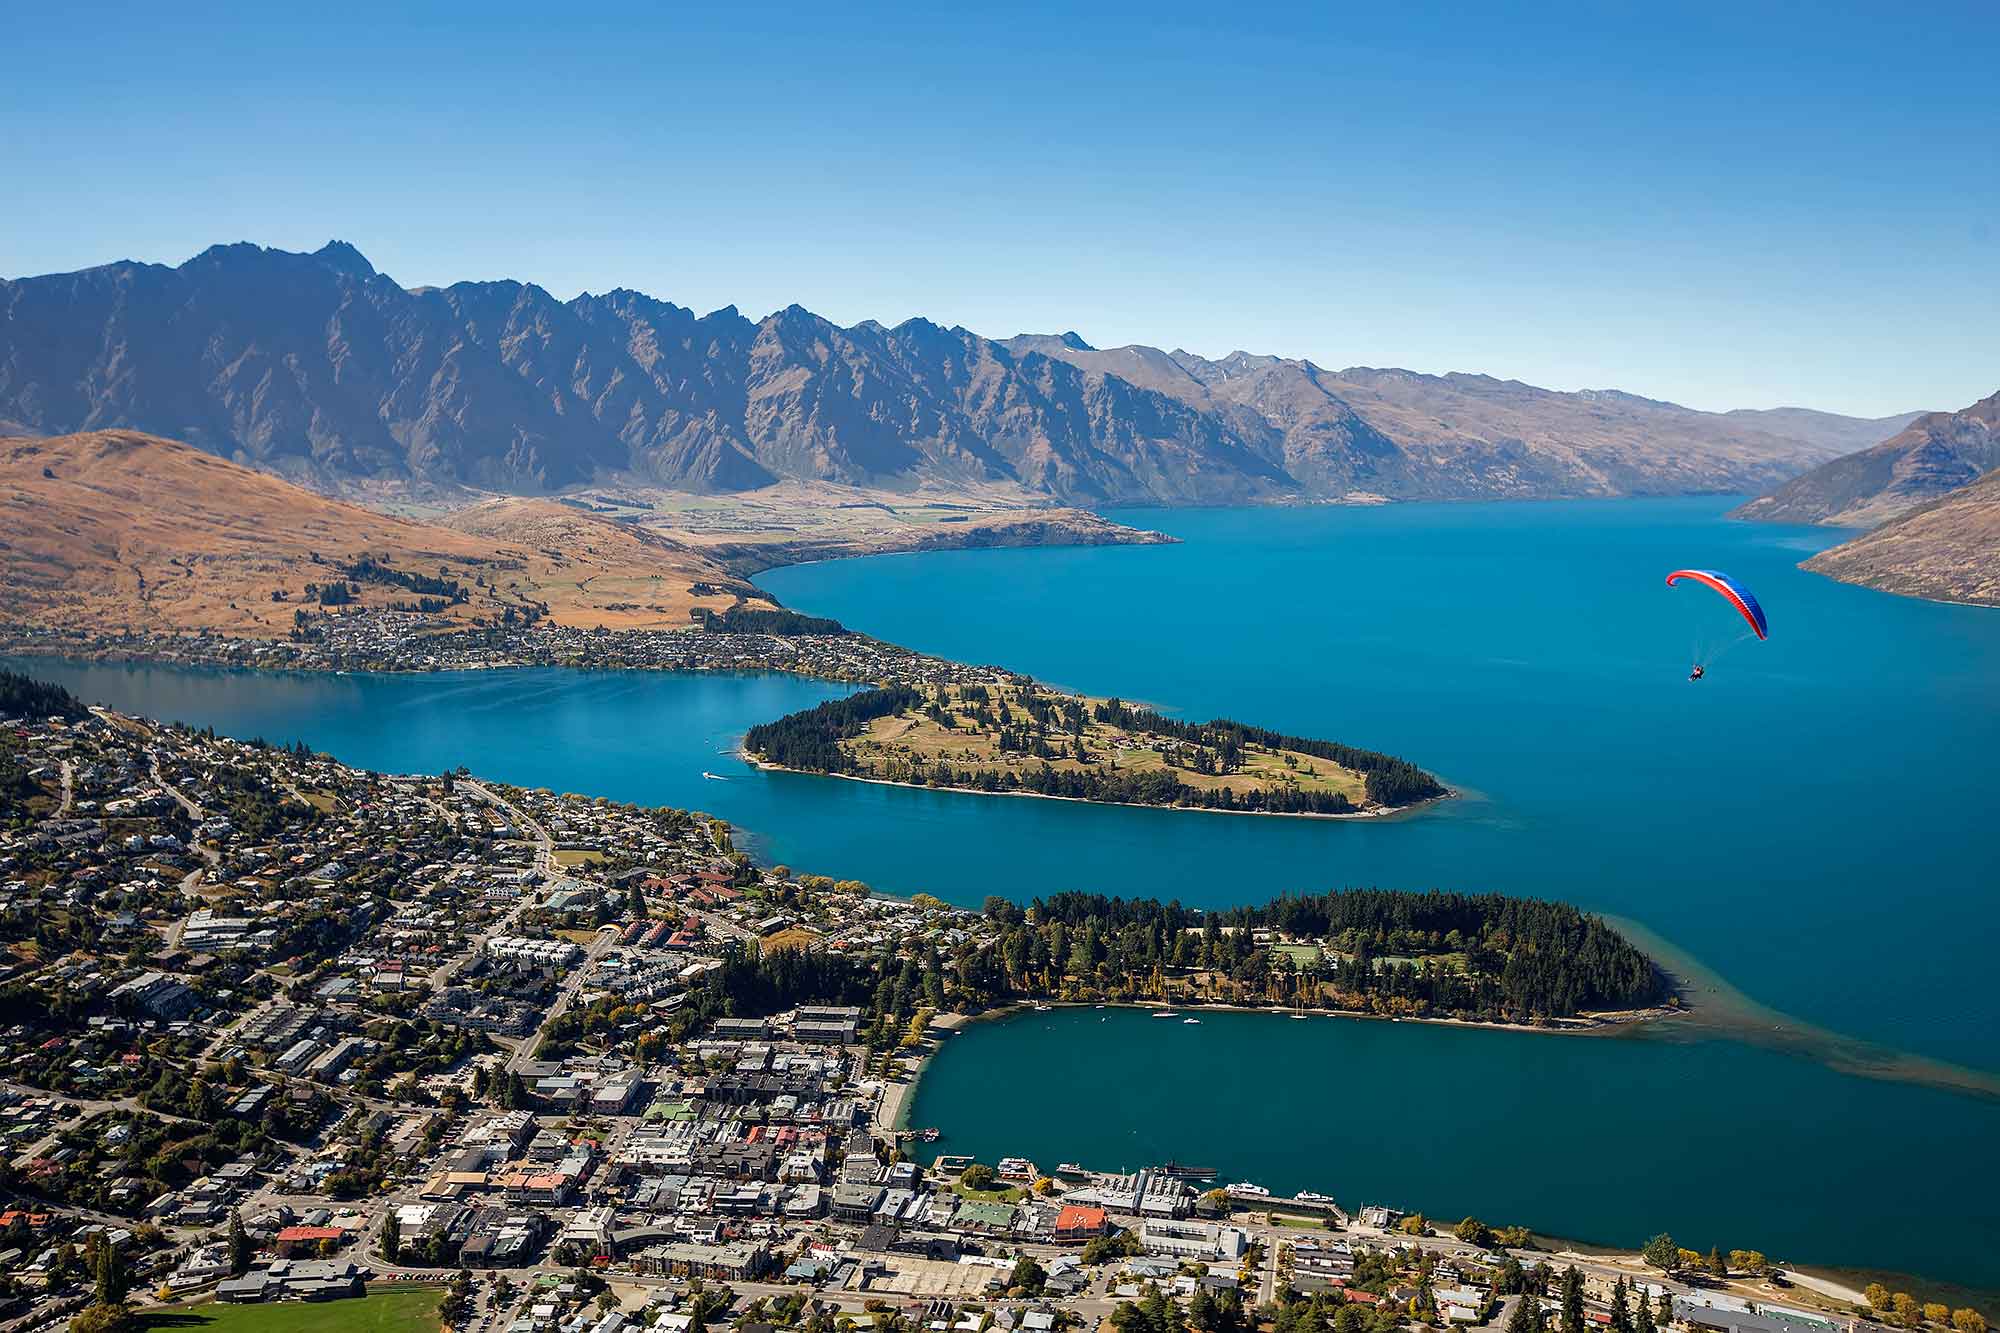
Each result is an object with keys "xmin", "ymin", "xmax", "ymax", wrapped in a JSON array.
[
  {"xmin": 760, "ymin": 498, "xmax": 2000, "ymax": 1076},
  {"xmin": 15, "ymin": 496, "xmax": 2000, "ymax": 1287},
  {"xmin": 908, "ymin": 1006, "xmax": 2000, "ymax": 1289},
  {"xmin": 0, "ymin": 662, "xmax": 861, "ymax": 854}
]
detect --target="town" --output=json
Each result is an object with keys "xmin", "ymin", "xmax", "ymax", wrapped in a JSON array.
[
  {"xmin": 0, "ymin": 676, "xmax": 1984, "ymax": 1333},
  {"xmin": 0, "ymin": 613, "xmax": 1007, "ymax": 690}
]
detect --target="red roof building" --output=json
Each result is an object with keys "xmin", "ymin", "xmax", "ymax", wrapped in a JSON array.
[
  {"xmin": 1054, "ymin": 1205, "xmax": 1109, "ymax": 1239},
  {"xmin": 274, "ymin": 1224, "xmax": 344, "ymax": 1256}
]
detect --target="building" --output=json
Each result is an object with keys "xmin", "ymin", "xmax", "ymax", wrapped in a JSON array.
[
  {"xmin": 1674, "ymin": 1300, "xmax": 1855, "ymax": 1333},
  {"xmin": 274, "ymin": 1225, "xmax": 344, "ymax": 1257},
  {"xmin": 636, "ymin": 1240, "xmax": 769, "ymax": 1281},
  {"xmin": 1068, "ymin": 1169, "xmax": 1192, "ymax": 1219},
  {"xmin": 109, "ymin": 972, "xmax": 200, "ymax": 1020},
  {"xmin": 1140, "ymin": 1219, "xmax": 1248, "ymax": 1262},
  {"xmin": 794, "ymin": 1005, "xmax": 862, "ymax": 1044},
  {"xmin": 304, "ymin": 1036, "xmax": 370, "ymax": 1083},
  {"xmin": 831, "ymin": 1182, "xmax": 884, "ymax": 1222},
  {"xmin": 1054, "ymin": 1205, "xmax": 1109, "ymax": 1242},
  {"xmin": 216, "ymin": 1259, "xmax": 365, "ymax": 1303},
  {"xmin": 460, "ymin": 1210, "xmax": 544, "ymax": 1268}
]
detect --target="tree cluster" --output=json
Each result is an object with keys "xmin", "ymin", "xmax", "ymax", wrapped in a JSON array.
[
  {"xmin": 743, "ymin": 686, "xmax": 923, "ymax": 773},
  {"xmin": 0, "ymin": 670, "xmax": 88, "ymax": 721},
  {"xmin": 972, "ymin": 889, "xmax": 1663, "ymax": 1016},
  {"xmin": 696, "ymin": 606, "xmax": 849, "ymax": 636}
]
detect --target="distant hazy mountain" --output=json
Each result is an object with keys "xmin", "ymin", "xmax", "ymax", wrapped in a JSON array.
[
  {"xmin": 1722, "ymin": 406, "xmax": 1926, "ymax": 456},
  {"xmin": 1004, "ymin": 336, "xmax": 1891, "ymax": 498},
  {"xmin": 1733, "ymin": 390, "xmax": 2000, "ymax": 527},
  {"xmin": 2, "ymin": 241, "xmax": 1865, "ymax": 504},
  {"xmin": 1804, "ymin": 466, "xmax": 2000, "ymax": 606}
]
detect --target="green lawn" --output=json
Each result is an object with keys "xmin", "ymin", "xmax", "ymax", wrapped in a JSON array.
[
  {"xmin": 141, "ymin": 1286, "xmax": 442, "ymax": 1333},
  {"xmin": 952, "ymin": 1180, "xmax": 1028, "ymax": 1203},
  {"xmin": 1267, "ymin": 1213, "xmax": 1332, "ymax": 1229}
]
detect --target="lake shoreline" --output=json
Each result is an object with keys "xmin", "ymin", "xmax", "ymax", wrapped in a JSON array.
[
  {"xmin": 741, "ymin": 749, "xmax": 1455, "ymax": 822},
  {"xmin": 902, "ymin": 1002, "xmax": 2000, "ymax": 1299},
  {"xmin": 891, "ymin": 997, "xmax": 1697, "ymax": 1138}
]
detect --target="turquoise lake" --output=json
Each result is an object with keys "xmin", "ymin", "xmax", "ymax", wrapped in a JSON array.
[
  {"xmin": 908, "ymin": 1005, "xmax": 2000, "ymax": 1289},
  {"xmin": 15, "ymin": 497, "xmax": 2000, "ymax": 1286}
]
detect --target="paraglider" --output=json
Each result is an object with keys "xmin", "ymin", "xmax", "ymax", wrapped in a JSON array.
[{"xmin": 1667, "ymin": 569, "xmax": 1766, "ymax": 678}]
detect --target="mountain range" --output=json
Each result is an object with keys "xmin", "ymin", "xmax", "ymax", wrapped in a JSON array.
[
  {"xmin": 0, "ymin": 241, "xmax": 1882, "ymax": 505},
  {"xmin": 1729, "ymin": 388, "xmax": 2000, "ymax": 608},
  {"xmin": 1731, "ymin": 390, "xmax": 2000, "ymax": 527}
]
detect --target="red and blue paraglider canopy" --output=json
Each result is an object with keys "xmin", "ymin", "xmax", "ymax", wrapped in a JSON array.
[{"xmin": 1665, "ymin": 569, "xmax": 1768, "ymax": 640}]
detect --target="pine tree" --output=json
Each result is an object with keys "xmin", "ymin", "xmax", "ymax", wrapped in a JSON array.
[
  {"xmin": 1611, "ymin": 1278, "xmax": 1632, "ymax": 1333},
  {"xmin": 1637, "ymin": 1295, "xmax": 1658, "ymax": 1333},
  {"xmin": 94, "ymin": 1240, "xmax": 129, "ymax": 1307},
  {"xmin": 1509, "ymin": 1297, "xmax": 1543, "ymax": 1333},
  {"xmin": 1560, "ymin": 1268, "xmax": 1584, "ymax": 1333},
  {"xmin": 228, "ymin": 1208, "xmax": 252, "ymax": 1276}
]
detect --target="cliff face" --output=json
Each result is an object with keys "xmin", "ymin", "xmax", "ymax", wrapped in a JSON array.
[
  {"xmin": 3, "ymin": 241, "xmax": 1855, "ymax": 503},
  {"xmin": 1733, "ymin": 390, "xmax": 2000, "ymax": 527}
]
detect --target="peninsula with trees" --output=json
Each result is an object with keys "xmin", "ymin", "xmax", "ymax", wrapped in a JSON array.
[
  {"xmin": 743, "ymin": 681, "xmax": 1449, "ymax": 816},
  {"xmin": 969, "ymin": 889, "xmax": 1670, "ymax": 1022}
]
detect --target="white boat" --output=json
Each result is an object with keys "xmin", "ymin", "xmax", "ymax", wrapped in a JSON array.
[
  {"xmin": 1152, "ymin": 1010, "xmax": 1178, "ymax": 1018},
  {"xmin": 701, "ymin": 771, "xmax": 727, "ymax": 781},
  {"xmin": 1032, "ymin": 1003, "xmax": 1053, "ymax": 1012},
  {"xmin": 1227, "ymin": 1181, "xmax": 1270, "ymax": 1197},
  {"xmin": 1182, "ymin": 1017, "xmax": 1201, "ymax": 1024}
]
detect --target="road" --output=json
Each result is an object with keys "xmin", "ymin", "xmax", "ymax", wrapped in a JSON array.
[
  {"xmin": 505, "ymin": 924, "xmax": 621, "ymax": 1075},
  {"xmin": 447, "ymin": 777, "xmax": 630, "ymax": 1076},
  {"xmin": 458, "ymin": 778, "xmax": 554, "ymax": 876},
  {"xmin": 0, "ymin": 1077, "xmax": 204, "ymax": 1131},
  {"xmin": 148, "ymin": 749, "xmax": 205, "ymax": 822},
  {"xmin": 149, "ymin": 747, "xmax": 222, "ymax": 938}
]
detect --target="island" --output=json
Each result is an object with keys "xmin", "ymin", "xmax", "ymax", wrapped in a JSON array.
[{"xmin": 744, "ymin": 681, "xmax": 1449, "ymax": 815}]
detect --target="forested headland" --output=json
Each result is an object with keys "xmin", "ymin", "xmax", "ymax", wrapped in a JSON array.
[
  {"xmin": 982, "ymin": 888, "xmax": 1669, "ymax": 1019},
  {"xmin": 0, "ymin": 670, "xmax": 88, "ymax": 721},
  {"xmin": 645, "ymin": 883, "xmax": 1668, "ymax": 1046},
  {"xmin": 742, "ymin": 682, "xmax": 1447, "ymax": 815}
]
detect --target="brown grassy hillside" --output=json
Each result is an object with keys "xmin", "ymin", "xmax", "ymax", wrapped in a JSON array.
[
  {"xmin": 1803, "ymin": 467, "xmax": 2000, "ymax": 607},
  {"xmin": 0, "ymin": 431, "xmax": 770, "ymax": 636}
]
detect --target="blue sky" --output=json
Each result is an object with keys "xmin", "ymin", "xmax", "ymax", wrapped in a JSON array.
[{"xmin": 4, "ymin": 1, "xmax": 1995, "ymax": 417}]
